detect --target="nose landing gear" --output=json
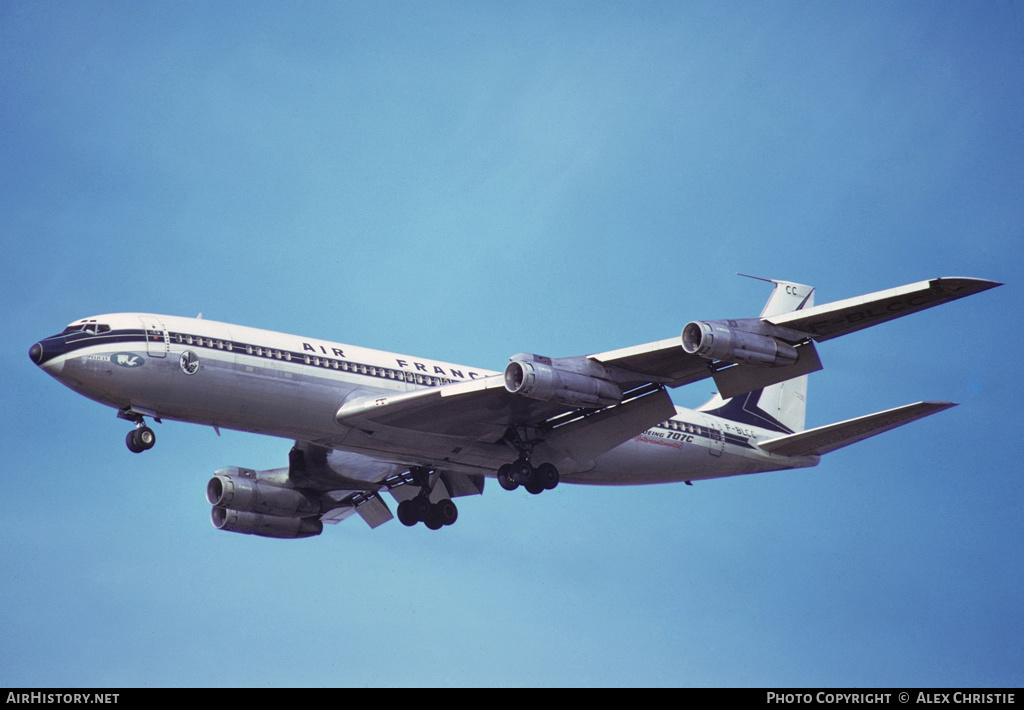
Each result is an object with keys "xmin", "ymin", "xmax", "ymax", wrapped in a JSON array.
[{"xmin": 118, "ymin": 408, "xmax": 158, "ymax": 453}]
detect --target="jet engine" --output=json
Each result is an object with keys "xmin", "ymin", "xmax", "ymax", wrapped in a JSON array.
[
  {"xmin": 207, "ymin": 467, "xmax": 323, "ymax": 539},
  {"xmin": 211, "ymin": 507, "xmax": 323, "ymax": 539},
  {"xmin": 681, "ymin": 321, "xmax": 799, "ymax": 367},
  {"xmin": 207, "ymin": 471, "xmax": 321, "ymax": 517},
  {"xmin": 504, "ymin": 358, "xmax": 622, "ymax": 409}
]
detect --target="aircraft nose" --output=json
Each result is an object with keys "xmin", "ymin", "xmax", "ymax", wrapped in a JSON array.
[{"xmin": 30, "ymin": 337, "xmax": 68, "ymax": 368}]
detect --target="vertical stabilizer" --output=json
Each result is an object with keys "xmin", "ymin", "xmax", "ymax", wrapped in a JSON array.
[{"xmin": 700, "ymin": 278, "xmax": 814, "ymax": 433}]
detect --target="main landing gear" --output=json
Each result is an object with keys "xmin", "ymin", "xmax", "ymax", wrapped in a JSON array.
[
  {"xmin": 496, "ymin": 458, "xmax": 559, "ymax": 495},
  {"xmin": 496, "ymin": 428, "xmax": 559, "ymax": 495},
  {"xmin": 397, "ymin": 495, "xmax": 458, "ymax": 530},
  {"xmin": 395, "ymin": 467, "xmax": 458, "ymax": 530}
]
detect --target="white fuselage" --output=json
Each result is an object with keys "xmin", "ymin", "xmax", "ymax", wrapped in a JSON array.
[{"xmin": 33, "ymin": 313, "xmax": 818, "ymax": 485}]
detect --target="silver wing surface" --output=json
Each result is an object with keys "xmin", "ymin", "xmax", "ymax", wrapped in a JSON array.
[
  {"xmin": 336, "ymin": 276, "xmax": 999, "ymax": 453},
  {"xmin": 768, "ymin": 277, "xmax": 999, "ymax": 341}
]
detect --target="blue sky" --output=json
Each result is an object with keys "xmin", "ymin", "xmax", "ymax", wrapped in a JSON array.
[{"xmin": 2, "ymin": 1, "xmax": 1021, "ymax": 688}]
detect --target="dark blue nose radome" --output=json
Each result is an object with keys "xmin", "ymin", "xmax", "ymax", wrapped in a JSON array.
[{"xmin": 30, "ymin": 337, "xmax": 69, "ymax": 366}]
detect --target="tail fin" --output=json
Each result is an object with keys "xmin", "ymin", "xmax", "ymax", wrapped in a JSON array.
[{"xmin": 699, "ymin": 277, "xmax": 815, "ymax": 434}]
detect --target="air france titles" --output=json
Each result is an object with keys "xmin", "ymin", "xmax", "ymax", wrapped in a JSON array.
[
  {"xmin": 393, "ymin": 359, "xmax": 481, "ymax": 380},
  {"xmin": 300, "ymin": 342, "xmax": 481, "ymax": 381},
  {"xmin": 766, "ymin": 692, "xmax": 1016, "ymax": 705}
]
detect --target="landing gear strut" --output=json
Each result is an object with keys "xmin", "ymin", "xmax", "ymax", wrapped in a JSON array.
[{"xmin": 496, "ymin": 428, "xmax": 559, "ymax": 495}]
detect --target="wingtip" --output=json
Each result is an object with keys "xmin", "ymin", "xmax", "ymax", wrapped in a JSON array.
[
  {"xmin": 922, "ymin": 401, "xmax": 958, "ymax": 412},
  {"xmin": 934, "ymin": 277, "xmax": 1003, "ymax": 293}
]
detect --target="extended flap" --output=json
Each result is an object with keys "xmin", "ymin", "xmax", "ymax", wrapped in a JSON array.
[
  {"xmin": 712, "ymin": 341, "xmax": 823, "ymax": 400},
  {"xmin": 353, "ymin": 492, "xmax": 394, "ymax": 529},
  {"xmin": 537, "ymin": 386, "xmax": 677, "ymax": 464}
]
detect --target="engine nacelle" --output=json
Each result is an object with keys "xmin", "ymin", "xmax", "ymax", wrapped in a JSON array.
[
  {"xmin": 207, "ymin": 471, "xmax": 321, "ymax": 518},
  {"xmin": 211, "ymin": 507, "xmax": 323, "ymax": 539},
  {"xmin": 681, "ymin": 321, "xmax": 799, "ymax": 367},
  {"xmin": 504, "ymin": 358, "xmax": 622, "ymax": 409}
]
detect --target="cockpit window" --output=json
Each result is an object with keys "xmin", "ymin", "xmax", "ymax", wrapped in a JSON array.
[{"xmin": 60, "ymin": 322, "xmax": 111, "ymax": 335}]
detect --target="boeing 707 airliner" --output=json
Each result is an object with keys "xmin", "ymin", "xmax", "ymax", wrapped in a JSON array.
[{"xmin": 29, "ymin": 276, "xmax": 999, "ymax": 537}]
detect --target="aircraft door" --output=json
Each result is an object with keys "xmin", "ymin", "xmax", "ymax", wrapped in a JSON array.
[
  {"xmin": 703, "ymin": 416, "xmax": 725, "ymax": 457},
  {"xmin": 140, "ymin": 316, "xmax": 169, "ymax": 358}
]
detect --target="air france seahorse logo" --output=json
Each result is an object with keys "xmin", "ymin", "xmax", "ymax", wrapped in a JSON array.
[
  {"xmin": 180, "ymin": 350, "xmax": 200, "ymax": 375},
  {"xmin": 112, "ymin": 352, "xmax": 145, "ymax": 368}
]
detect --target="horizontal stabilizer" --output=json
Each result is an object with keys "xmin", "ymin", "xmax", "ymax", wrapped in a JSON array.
[{"xmin": 758, "ymin": 401, "xmax": 957, "ymax": 457}]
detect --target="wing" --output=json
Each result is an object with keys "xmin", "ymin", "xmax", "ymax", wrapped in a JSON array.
[
  {"xmin": 335, "ymin": 376, "xmax": 678, "ymax": 465},
  {"xmin": 595, "ymin": 276, "xmax": 999, "ymax": 399},
  {"xmin": 768, "ymin": 277, "xmax": 1001, "ymax": 342},
  {"xmin": 337, "ymin": 276, "xmax": 998, "ymax": 456}
]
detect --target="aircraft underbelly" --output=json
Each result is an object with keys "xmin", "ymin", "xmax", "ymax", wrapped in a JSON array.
[{"xmin": 572, "ymin": 435, "xmax": 782, "ymax": 485}]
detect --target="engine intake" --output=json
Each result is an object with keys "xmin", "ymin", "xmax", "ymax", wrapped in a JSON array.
[
  {"xmin": 207, "ymin": 472, "xmax": 320, "ymax": 518},
  {"xmin": 682, "ymin": 321, "xmax": 799, "ymax": 367},
  {"xmin": 504, "ymin": 359, "xmax": 622, "ymax": 409}
]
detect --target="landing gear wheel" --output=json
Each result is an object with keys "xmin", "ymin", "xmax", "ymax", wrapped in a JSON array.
[
  {"xmin": 536, "ymin": 463, "xmax": 559, "ymax": 490},
  {"xmin": 512, "ymin": 458, "xmax": 534, "ymax": 486},
  {"xmin": 126, "ymin": 430, "xmax": 143, "ymax": 453},
  {"xmin": 126, "ymin": 426, "xmax": 155, "ymax": 453},
  {"xmin": 424, "ymin": 508, "xmax": 444, "ymax": 530},
  {"xmin": 497, "ymin": 464, "xmax": 518, "ymax": 491},
  {"xmin": 136, "ymin": 426, "xmax": 156, "ymax": 450},
  {"xmin": 412, "ymin": 495, "xmax": 431, "ymax": 521},
  {"xmin": 397, "ymin": 500, "xmax": 418, "ymax": 527},
  {"xmin": 436, "ymin": 499, "xmax": 458, "ymax": 526}
]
